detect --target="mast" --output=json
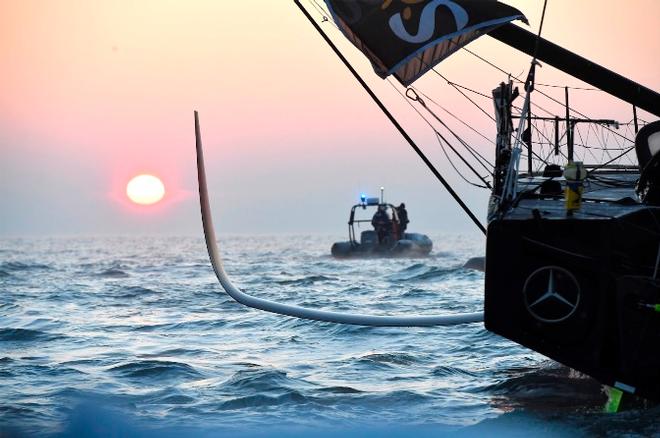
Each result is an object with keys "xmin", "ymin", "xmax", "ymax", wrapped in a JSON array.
[
  {"xmin": 492, "ymin": 81, "xmax": 515, "ymax": 198},
  {"xmin": 489, "ymin": 24, "xmax": 660, "ymax": 117}
]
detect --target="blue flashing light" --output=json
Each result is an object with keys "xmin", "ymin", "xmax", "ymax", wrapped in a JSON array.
[{"xmin": 360, "ymin": 194, "xmax": 367, "ymax": 203}]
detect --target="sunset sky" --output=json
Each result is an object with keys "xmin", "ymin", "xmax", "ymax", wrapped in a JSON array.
[{"xmin": 1, "ymin": 1, "xmax": 658, "ymax": 237}]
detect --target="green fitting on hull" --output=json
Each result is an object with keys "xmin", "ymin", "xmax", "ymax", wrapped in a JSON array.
[{"xmin": 604, "ymin": 387, "xmax": 623, "ymax": 413}]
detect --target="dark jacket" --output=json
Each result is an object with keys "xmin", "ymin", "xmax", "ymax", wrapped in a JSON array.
[
  {"xmin": 371, "ymin": 209, "xmax": 391, "ymax": 229},
  {"xmin": 397, "ymin": 206, "xmax": 409, "ymax": 227}
]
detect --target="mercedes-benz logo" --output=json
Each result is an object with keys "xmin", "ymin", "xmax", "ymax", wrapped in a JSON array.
[{"xmin": 523, "ymin": 266, "xmax": 581, "ymax": 323}]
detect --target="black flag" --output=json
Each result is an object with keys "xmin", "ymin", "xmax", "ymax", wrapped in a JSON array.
[{"xmin": 326, "ymin": 0, "xmax": 527, "ymax": 85}]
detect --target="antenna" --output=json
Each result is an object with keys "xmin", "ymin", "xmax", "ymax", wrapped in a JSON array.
[{"xmin": 380, "ymin": 187, "xmax": 384, "ymax": 203}]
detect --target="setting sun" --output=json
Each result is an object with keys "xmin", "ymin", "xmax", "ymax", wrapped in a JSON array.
[{"xmin": 126, "ymin": 174, "xmax": 165, "ymax": 205}]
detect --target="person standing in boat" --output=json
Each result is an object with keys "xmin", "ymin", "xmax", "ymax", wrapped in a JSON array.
[
  {"xmin": 396, "ymin": 203, "xmax": 409, "ymax": 239},
  {"xmin": 371, "ymin": 205, "xmax": 391, "ymax": 244}
]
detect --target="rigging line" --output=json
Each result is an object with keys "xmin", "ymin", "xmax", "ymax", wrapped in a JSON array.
[
  {"xmin": 530, "ymin": 132, "xmax": 555, "ymax": 166},
  {"xmin": 595, "ymin": 123, "xmax": 629, "ymax": 165},
  {"xmin": 310, "ymin": 0, "xmax": 494, "ymax": 179},
  {"xmin": 390, "ymin": 4, "xmax": 554, "ymax": 145},
  {"xmin": 308, "ymin": 0, "xmax": 493, "ymax": 173},
  {"xmin": 308, "ymin": 0, "xmax": 328, "ymax": 19},
  {"xmin": 307, "ymin": 0, "xmax": 345, "ymax": 33},
  {"xmin": 446, "ymin": 39, "xmax": 573, "ymax": 124},
  {"xmin": 507, "ymin": 110, "xmax": 555, "ymax": 167},
  {"xmin": 456, "ymin": 41, "xmax": 634, "ymax": 144},
  {"xmin": 434, "ymin": 132, "xmax": 491, "ymax": 189},
  {"xmin": 513, "ymin": 94, "xmax": 566, "ymax": 121},
  {"xmin": 461, "ymin": 47, "xmax": 513, "ymax": 77},
  {"xmin": 589, "ymin": 122, "xmax": 613, "ymax": 153},
  {"xmin": 388, "ymin": 81, "xmax": 493, "ymax": 186},
  {"xmin": 591, "ymin": 123, "xmax": 617, "ymax": 162},
  {"xmin": 412, "ymin": 87, "xmax": 497, "ymax": 147},
  {"xmin": 623, "ymin": 119, "xmax": 647, "ymax": 126},
  {"xmin": 405, "ymin": 88, "xmax": 494, "ymax": 174},
  {"xmin": 317, "ymin": 3, "xmax": 634, "ymax": 169},
  {"xmin": 406, "ymin": 85, "xmax": 492, "ymax": 156},
  {"xmin": 408, "ymin": 39, "xmax": 522, "ymax": 127},
  {"xmin": 575, "ymin": 124, "xmax": 603, "ymax": 164},
  {"xmin": 532, "ymin": 0, "xmax": 549, "ymax": 60},
  {"xmin": 433, "ymin": 70, "xmax": 496, "ymax": 122},
  {"xmin": 411, "ymin": 89, "xmax": 496, "ymax": 174},
  {"xmin": 526, "ymin": 114, "xmax": 558, "ymax": 165},
  {"xmin": 512, "ymin": 78, "xmax": 599, "ymax": 91},
  {"xmin": 526, "ymin": 117, "xmax": 628, "ymax": 163},
  {"xmin": 533, "ymin": 88, "xmax": 633, "ymax": 143},
  {"xmin": 310, "ymin": 0, "xmax": 500, "ymax": 171},
  {"xmin": 520, "ymin": 147, "xmax": 552, "ymax": 174},
  {"xmin": 444, "ymin": 81, "xmax": 493, "ymax": 100},
  {"xmin": 439, "ymin": 120, "xmax": 494, "ymax": 173},
  {"xmin": 433, "ymin": 129, "xmax": 492, "ymax": 188},
  {"xmin": 610, "ymin": 125, "xmax": 628, "ymax": 151},
  {"xmin": 512, "ymin": 108, "xmax": 569, "ymax": 163},
  {"xmin": 386, "ymin": 78, "xmax": 492, "ymax": 188},
  {"xmin": 308, "ymin": 0, "xmax": 336, "ymax": 27},
  {"xmin": 587, "ymin": 146, "xmax": 636, "ymax": 174},
  {"xmin": 195, "ymin": 111, "xmax": 483, "ymax": 327},
  {"xmin": 295, "ymin": 0, "xmax": 487, "ymax": 235},
  {"xmin": 409, "ymin": 42, "xmax": 535, "ymax": 134},
  {"xmin": 559, "ymin": 143, "xmax": 630, "ymax": 151},
  {"xmin": 534, "ymin": 147, "xmax": 557, "ymax": 174},
  {"xmin": 501, "ymin": 0, "xmax": 553, "ymax": 206}
]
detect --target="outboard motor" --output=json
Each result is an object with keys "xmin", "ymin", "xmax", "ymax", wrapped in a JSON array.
[{"xmin": 636, "ymin": 120, "xmax": 660, "ymax": 204}]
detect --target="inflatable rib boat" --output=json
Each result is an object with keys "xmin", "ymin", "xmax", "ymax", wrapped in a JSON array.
[{"xmin": 331, "ymin": 196, "xmax": 432, "ymax": 258}]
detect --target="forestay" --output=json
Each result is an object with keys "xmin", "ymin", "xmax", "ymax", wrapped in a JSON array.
[{"xmin": 325, "ymin": 0, "xmax": 527, "ymax": 86}]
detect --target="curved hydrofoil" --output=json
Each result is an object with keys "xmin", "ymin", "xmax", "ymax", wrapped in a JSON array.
[{"xmin": 194, "ymin": 111, "xmax": 483, "ymax": 327}]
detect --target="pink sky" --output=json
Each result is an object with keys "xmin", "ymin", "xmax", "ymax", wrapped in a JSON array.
[{"xmin": 1, "ymin": 1, "xmax": 658, "ymax": 236}]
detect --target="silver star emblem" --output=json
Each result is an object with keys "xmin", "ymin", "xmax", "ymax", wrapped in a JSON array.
[{"xmin": 523, "ymin": 266, "xmax": 581, "ymax": 323}]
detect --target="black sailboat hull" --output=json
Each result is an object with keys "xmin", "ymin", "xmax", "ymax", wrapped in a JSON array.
[{"xmin": 485, "ymin": 206, "xmax": 660, "ymax": 401}]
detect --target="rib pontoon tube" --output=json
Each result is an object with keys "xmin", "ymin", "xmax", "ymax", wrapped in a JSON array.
[{"xmin": 195, "ymin": 111, "xmax": 483, "ymax": 327}]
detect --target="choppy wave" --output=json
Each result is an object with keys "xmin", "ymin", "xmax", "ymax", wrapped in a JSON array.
[
  {"xmin": 315, "ymin": 385, "xmax": 363, "ymax": 394},
  {"xmin": 387, "ymin": 264, "xmax": 464, "ymax": 282},
  {"xmin": 0, "ymin": 261, "xmax": 52, "ymax": 272},
  {"xmin": 0, "ymin": 328, "xmax": 61, "ymax": 342},
  {"xmin": 432, "ymin": 365, "xmax": 480, "ymax": 378},
  {"xmin": 108, "ymin": 360, "xmax": 201, "ymax": 380},
  {"xmin": 95, "ymin": 268, "xmax": 130, "ymax": 278},
  {"xmin": 357, "ymin": 352, "xmax": 425, "ymax": 367},
  {"xmin": 0, "ymin": 235, "xmax": 653, "ymax": 437},
  {"xmin": 276, "ymin": 275, "xmax": 338, "ymax": 286},
  {"xmin": 114, "ymin": 285, "xmax": 160, "ymax": 298}
]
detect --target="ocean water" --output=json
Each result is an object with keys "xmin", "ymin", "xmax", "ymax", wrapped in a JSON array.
[{"xmin": 0, "ymin": 234, "xmax": 657, "ymax": 437}]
